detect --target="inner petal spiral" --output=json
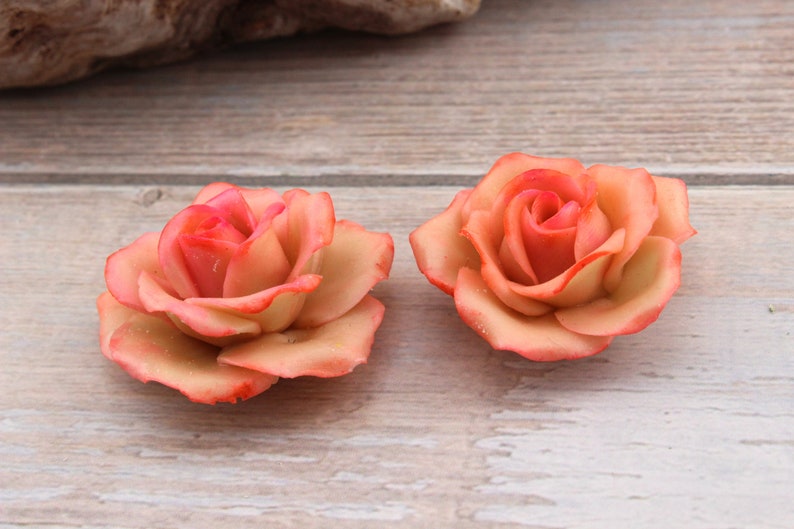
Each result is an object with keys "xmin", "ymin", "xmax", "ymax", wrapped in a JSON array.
[{"xmin": 522, "ymin": 193, "xmax": 580, "ymax": 284}]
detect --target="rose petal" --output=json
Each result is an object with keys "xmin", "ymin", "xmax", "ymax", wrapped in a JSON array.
[
  {"xmin": 178, "ymin": 234, "xmax": 241, "ymax": 298},
  {"xmin": 588, "ymin": 164, "xmax": 659, "ymax": 292},
  {"xmin": 190, "ymin": 274, "xmax": 323, "ymax": 333},
  {"xmin": 223, "ymin": 215, "xmax": 291, "ymax": 298},
  {"xmin": 462, "ymin": 210, "xmax": 554, "ymax": 316},
  {"xmin": 238, "ymin": 187, "xmax": 286, "ymax": 221},
  {"xmin": 97, "ymin": 292, "xmax": 276, "ymax": 404},
  {"xmin": 158, "ymin": 204, "xmax": 223, "ymax": 299},
  {"xmin": 105, "ymin": 231, "xmax": 168, "ymax": 312},
  {"xmin": 193, "ymin": 183, "xmax": 286, "ymax": 223},
  {"xmin": 498, "ymin": 238, "xmax": 535, "ymax": 285},
  {"xmin": 508, "ymin": 229, "xmax": 626, "ymax": 305},
  {"xmin": 463, "ymin": 153, "xmax": 587, "ymax": 216},
  {"xmin": 453, "ymin": 268, "xmax": 613, "ymax": 361},
  {"xmin": 203, "ymin": 188, "xmax": 258, "ymax": 235},
  {"xmin": 218, "ymin": 296, "xmax": 385, "ymax": 378},
  {"xmin": 650, "ymin": 175, "xmax": 697, "ymax": 244},
  {"xmin": 271, "ymin": 190, "xmax": 335, "ymax": 278},
  {"xmin": 555, "ymin": 236, "xmax": 682, "ymax": 336},
  {"xmin": 574, "ymin": 189, "xmax": 612, "ymax": 260},
  {"xmin": 501, "ymin": 190, "xmax": 541, "ymax": 284},
  {"xmin": 409, "ymin": 189, "xmax": 480, "ymax": 295},
  {"xmin": 98, "ymin": 291, "xmax": 135, "ymax": 358},
  {"xmin": 192, "ymin": 182, "xmax": 235, "ymax": 205},
  {"xmin": 294, "ymin": 220, "xmax": 394, "ymax": 328},
  {"xmin": 138, "ymin": 271, "xmax": 261, "ymax": 344},
  {"xmin": 521, "ymin": 197, "xmax": 578, "ymax": 283}
]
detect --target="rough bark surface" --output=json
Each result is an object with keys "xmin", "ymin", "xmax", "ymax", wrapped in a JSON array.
[{"xmin": 0, "ymin": 0, "xmax": 480, "ymax": 88}]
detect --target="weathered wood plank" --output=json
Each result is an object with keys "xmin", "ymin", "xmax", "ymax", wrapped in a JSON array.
[
  {"xmin": 1, "ymin": 0, "xmax": 793, "ymax": 185},
  {"xmin": 1, "ymin": 184, "xmax": 792, "ymax": 528}
]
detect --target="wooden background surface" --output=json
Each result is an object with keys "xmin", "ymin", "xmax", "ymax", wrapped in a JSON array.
[{"xmin": 1, "ymin": 1, "xmax": 792, "ymax": 527}]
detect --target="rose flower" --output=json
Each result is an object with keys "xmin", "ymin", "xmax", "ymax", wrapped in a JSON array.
[
  {"xmin": 97, "ymin": 183, "xmax": 394, "ymax": 404},
  {"xmin": 410, "ymin": 153, "xmax": 695, "ymax": 360}
]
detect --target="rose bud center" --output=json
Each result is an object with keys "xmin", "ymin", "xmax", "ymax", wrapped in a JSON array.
[{"xmin": 519, "ymin": 191, "xmax": 581, "ymax": 283}]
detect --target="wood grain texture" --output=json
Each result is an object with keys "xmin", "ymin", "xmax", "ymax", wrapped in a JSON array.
[
  {"xmin": 1, "ymin": 0, "xmax": 793, "ymax": 184},
  {"xmin": 1, "ymin": 184, "xmax": 792, "ymax": 528}
]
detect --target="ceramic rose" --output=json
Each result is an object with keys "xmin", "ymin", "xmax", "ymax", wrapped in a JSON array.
[
  {"xmin": 98, "ymin": 183, "xmax": 394, "ymax": 403},
  {"xmin": 410, "ymin": 153, "xmax": 696, "ymax": 360}
]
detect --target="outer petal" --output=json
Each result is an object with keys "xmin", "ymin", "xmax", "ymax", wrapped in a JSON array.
[
  {"xmin": 138, "ymin": 271, "xmax": 262, "ymax": 343},
  {"xmin": 555, "ymin": 236, "xmax": 682, "ymax": 336},
  {"xmin": 97, "ymin": 292, "xmax": 277, "ymax": 404},
  {"xmin": 588, "ymin": 164, "xmax": 659, "ymax": 292},
  {"xmin": 409, "ymin": 189, "xmax": 480, "ymax": 295},
  {"xmin": 462, "ymin": 210, "xmax": 554, "ymax": 316},
  {"xmin": 463, "ymin": 153, "xmax": 586, "ymax": 216},
  {"xmin": 191, "ymin": 274, "xmax": 322, "ymax": 334},
  {"xmin": 218, "ymin": 296, "xmax": 385, "ymax": 378},
  {"xmin": 295, "ymin": 220, "xmax": 394, "ymax": 328},
  {"xmin": 105, "ymin": 231, "xmax": 167, "ymax": 312},
  {"xmin": 650, "ymin": 175, "xmax": 697, "ymax": 244},
  {"xmin": 453, "ymin": 268, "xmax": 612, "ymax": 361}
]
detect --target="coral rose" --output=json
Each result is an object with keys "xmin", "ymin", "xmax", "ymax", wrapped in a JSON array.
[
  {"xmin": 410, "ymin": 153, "xmax": 695, "ymax": 360},
  {"xmin": 98, "ymin": 183, "xmax": 394, "ymax": 403}
]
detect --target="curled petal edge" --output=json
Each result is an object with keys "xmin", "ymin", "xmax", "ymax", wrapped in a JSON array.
[
  {"xmin": 555, "ymin": 236, "xmax": 682, "ymax": 336},
  {"xmin": 409, "ymin": 189, "xmax": 479, "ymax": 295},
  {"xmin": 97, "ymin": 292, "xmax": 277, "ymax": 404},
  {"xmin": 453, "ymin": 268, "xmax": 613, "ymax": 361},
  {"xmin": 295, "ymin": 220, "xmax": 394, "ymax": 329},
  {"xmin": 218, "ymin": 295, "xmax": 385, "ymax": 379}
]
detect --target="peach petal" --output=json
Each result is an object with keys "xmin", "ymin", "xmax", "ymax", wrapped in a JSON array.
[
  {"xmin": 574, "ymin": 194, "xmax": 612, "ymax": 260},
  {"xmin": 507, "ymin": 229, "xmax": 626, "ymax": 302},
  {"xmin": 650, "ymin": 175, "xmax": 697, "ymax": 244},
  {"xmin": 498, "ymin": 238, "xmax": 535, "ymax": 285},
  {"xmin": 138, "ymin": 271, "xmax": 261, "ymax": 341},
  {"xmin": 521, "ymin": 204, "xmax": 578, "ymax": 284},
  {"xmin": 178, "ymin": 235, "xmax": 240, "ymax": 298},
  {"xmin": 218, "ymin": 296, "xmax": 385, "ymax": 378},
  {"xmin": 238, "ymin": 188, "xmax": 286, "ymax": 221},
  {"xmin": 502, "ymin": 190, "xmax": 540, "ymax": 284},
  {"xmin": 453, "ymin": 268, "xmax": 613, "ymax": 361},
  {"xmin": 97, "ymin": 292, "xmax": 276, "ymax": 404},
  {"xmin": 409, "ymin": 189, "xmax": 480, "ymax": 295},
  {"xmin": 189, "ymin": 274, "xmax": 322, "ymax": 335},
  {"xmin": 464, "ymin": 153, "xmax": 586, "ymax": 216},
  {"xmin": 104, "ymin": 231, "xmax": 165, "ymax": 312},
  {"xmin": 588, "ymin": 164, "xmax": 659, "ymax": 292},
  {"xmin": 462, "ymin": 210, "xmax": 553, "ymax": 316},
  {"xmin": 98, "ymin": 291, "xmax": 133, "ymax": 358},
  {"xmin": 203, "ymin": 188, "xmax": 258, "ymax": 235},
  {"xmin": 158, "ymin": 204, "xmax": 220, "ymax": 299},
  {"xmin": 295, "ymin": 220, "xmax": 394, "ymax": 329},
  {"xmin": 271, "ymin": 191, "xmax": 335, "ymax": 278},
  {"xmin": 191, "ymin": 274, "xmax": 321, "ymax": 315},
  {"xmin": 555, "ymin": 236, "xmax": 682, "ymax": 336},
  {"xmin": 223, "ymin": 224, "xmax": 291, "ymax": 298}
]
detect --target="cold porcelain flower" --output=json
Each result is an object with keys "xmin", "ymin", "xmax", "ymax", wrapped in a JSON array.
[
  {"xmin": 410, "ymin": 153, "xmax": 695, "ymax": 360},
  {"xmin": 98, "ymin": 183, "xmax": 394, "ymax": 403}
]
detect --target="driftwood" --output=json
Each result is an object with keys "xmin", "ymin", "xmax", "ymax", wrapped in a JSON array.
[{"xmin": 0, "ymin": 0, "xmax": 480, "ymax": 88}]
